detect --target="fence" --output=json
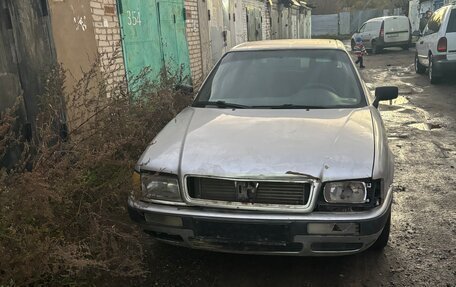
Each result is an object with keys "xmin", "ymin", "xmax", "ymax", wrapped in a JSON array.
[
  {"xmin": 312, "ymin": 8, "xmax": 403, "ymax": 37},
  {"xmin": 311, "ymin": 14, "xmax": 338, "ymax": 36}
]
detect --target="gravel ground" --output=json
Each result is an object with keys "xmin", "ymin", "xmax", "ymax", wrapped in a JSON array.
[{"xmin": 138, "ymin": 47, "xmax": 456, "ymax": 287}]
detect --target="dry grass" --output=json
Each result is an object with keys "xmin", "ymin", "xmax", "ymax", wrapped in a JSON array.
[{"xmin": 0, "ymin": 53, "xmax": 192, "ymax": 285}]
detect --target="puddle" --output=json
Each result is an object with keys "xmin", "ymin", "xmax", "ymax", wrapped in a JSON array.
[
  {"xmin": 366, "ymin": 66, "xmax": 424, "ymax": 94},
  {"xmin": 428, "ymin": 123, "xmax": 443, "ymax": 130},
  {"xmin": 408, "ymin": 122, "xmax": 444, "ymax": 131},
  {"xmin": 388, "ymin": 133, "xmax": 410, "ymax": 139},
  {"xmin": 380, "ymin": 96, "xmax": 410, "ymax": 110},
  {"xmin": 366, "ymin": 83, "xmax": 375, "ymax": 90},
  {"xmin": 367, "ymin": 79, "xmax": 423, "ymax": 95},
  {"xmin": 384, "ymin": 65, "xmax": 410, "ymax": 73},
  {"xmin": 409, "ymin": 123, "xmax": 430, "ymax": 131},
  {"xmin": 393, "ymin": 96, "xmax": 409, "ymax": 105}
]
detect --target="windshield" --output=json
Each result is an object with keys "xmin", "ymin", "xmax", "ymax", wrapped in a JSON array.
[{"xmin": 193, "ymin": 49, "xmax": 366, "ymax": 109}]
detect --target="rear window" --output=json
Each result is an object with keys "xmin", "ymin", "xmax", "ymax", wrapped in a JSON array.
[
  {"xmin": 426, "ymin": 7, "xmax": 448, "ymax": 34},
  {"xmin": 194, "ymin": 50, "xmax": 366, "ymax": 109},
  {"xmin": 447, "ymin": 9, "xmax": 456, "ymax": 33},
  {"xmin": 384, "ymin": 17, "xmax": 409, "ymax": 32},
  {"xmin": 365, "ymin": 22, "xmax": 379, "ymax": 32}
]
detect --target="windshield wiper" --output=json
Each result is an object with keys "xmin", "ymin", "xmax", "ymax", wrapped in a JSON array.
[
  {"xmin": 255, "ymin": 104, "xmax": 331, "ymax": 109},
  {"xmin": 193, "ymin": 101, "xmax": 250, "ymax": 109}
]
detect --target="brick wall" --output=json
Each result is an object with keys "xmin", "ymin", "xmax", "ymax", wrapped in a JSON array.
[
  {"xmin": 90, "ymin": 0, "xmax": 203, "ymax": 88},
  {"xmin": 264, "ymin": 1, "xmax": 271, "ymax": 40},
  {"xmin": 89, "ymin": 0, "xmax": 125, "ymax": 94},
  {"xmin": 185, "ymin": 0, "xmax": 204, "ymax": 86}
]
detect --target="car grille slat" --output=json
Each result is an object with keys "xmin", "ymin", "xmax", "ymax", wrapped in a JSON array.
[{"xmin": 187, "ymin": 177, "xmax": 311, "ymax": 206}]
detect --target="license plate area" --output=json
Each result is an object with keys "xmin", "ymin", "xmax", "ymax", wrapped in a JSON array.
[{"xmin": 193, "ymin": 220, "xmax": 290, "ymax": 243}]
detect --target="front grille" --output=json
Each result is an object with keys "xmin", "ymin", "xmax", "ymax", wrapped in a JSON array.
[{"xmin": 187, "ymin": 177, "xmax": 311, "ymax": 206}]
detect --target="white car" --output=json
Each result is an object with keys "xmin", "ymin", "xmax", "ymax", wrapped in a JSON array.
[
  {"xmin": 414, "ymin": 4, "xmax": 456, "ymax": 84},
  {"xmin": 128, "ymin": 40, "xmax": 399, "ymax": 256},
  {"xmin": 351, "ymin": 16, "xmax": 411, "ymax": 54}
]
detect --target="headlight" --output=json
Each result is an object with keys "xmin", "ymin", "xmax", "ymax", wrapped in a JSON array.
[
  {"xmin": 138, "ymin": 172, "xmax": 182, "ymax": 202},
  {"xmin": 323, "ymin": 181, "xmax": 367, "ymax": 204}
]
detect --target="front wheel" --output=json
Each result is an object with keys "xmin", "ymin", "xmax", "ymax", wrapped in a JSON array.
[
  {"xmin": 415, "ymin": 54, "xmax": 426, "ymax": 74},
  {"xmin": 371, "ymin": 211, "xmax": 391, "ymax": 250}
]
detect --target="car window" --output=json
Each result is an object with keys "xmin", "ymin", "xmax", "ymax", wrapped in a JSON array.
[
  {"xmin": 425, "ymin": 7, "xmax": 448, "ymax": 35},
  {"xmin": 365, "ymin": 22, "xmax": 377, "ymax": 32},
  {"xmin": 447, "ymin": 9, "xmax": 456, "ymax": 33},
  {"xmin": 194, "ymin": 50, "xmax": 366, "ymax": 109}
]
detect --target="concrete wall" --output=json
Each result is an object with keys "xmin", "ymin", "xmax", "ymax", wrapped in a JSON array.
[
  {"xmin": 48, "ymin": 0, "xmax": 125, "ymax": 130},
  {"xmin": 311, "ymin": 13, "xmax": 338, "ymax": 36},
  {"xmin": 350, "ymin": 9, "xmax": 384, "ymax": 33},
  {"xmin": 48, "ymin": 0, "xmax": 99, "ymax": 85},
  {"xmin": 311, "ymin": 8, "xmax": 403, "ymax": 37}
]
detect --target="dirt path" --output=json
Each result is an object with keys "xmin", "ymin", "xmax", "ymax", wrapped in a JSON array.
[{"xmin": 139, "ymin": 48, "xmax": 456, "ymax": 287}]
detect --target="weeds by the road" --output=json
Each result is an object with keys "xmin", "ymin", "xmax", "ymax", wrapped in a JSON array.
[{"xmin": 0, "ymin": 55, "xmax": 192, "ymax": 285}]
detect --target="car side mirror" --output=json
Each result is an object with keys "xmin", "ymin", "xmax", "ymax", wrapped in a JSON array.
[
  {"xmin": 373, "ymin": 86, "xmax": 398, "ymax": 108},
  {"xmin": 412, "ymin": 30, "xmax": 421, "ymax": 37}
]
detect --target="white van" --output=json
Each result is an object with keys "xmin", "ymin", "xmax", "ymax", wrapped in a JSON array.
[
  {"xmin": 351, "ymin": 16, "xmax": 412, "ymax": 54},
  {"xmin": 414, "ymin": 4, "xmax": 456, "ymax": 84}
]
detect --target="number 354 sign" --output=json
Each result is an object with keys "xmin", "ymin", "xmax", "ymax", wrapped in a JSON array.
[{"xmin": 126, "ymin": 10, "xmax": 142, "ymax": 25}]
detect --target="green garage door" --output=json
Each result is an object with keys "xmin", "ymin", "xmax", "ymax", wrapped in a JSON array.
[
  {"xmin": 118, "ymin": 0, "xmax": 191, "ymax": 87},
  {"xmin": 158, "ymin": 0, "xmax": 191, "ymax": 78}
]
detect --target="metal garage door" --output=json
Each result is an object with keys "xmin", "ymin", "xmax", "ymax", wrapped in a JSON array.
[{"xmin": 118, "ymin": 0, "xmax": 191, "ymax": 87}]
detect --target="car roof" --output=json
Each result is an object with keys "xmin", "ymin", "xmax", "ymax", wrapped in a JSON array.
[
  {"xmin": 366, "ymin": 15, "xmax": 408, "ymax": 22},
  {"xmin": 231, "ymin": 39, "xmax": 346, "ymax": 52},
  {"xmin": 440, "ymin": 4, "xmax": 456, "ymax": 10}
]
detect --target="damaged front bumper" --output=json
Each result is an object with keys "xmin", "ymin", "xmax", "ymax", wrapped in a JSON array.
[{"xmin": 127, "ymin": 186, "xmax": 392, "ymax": 256}]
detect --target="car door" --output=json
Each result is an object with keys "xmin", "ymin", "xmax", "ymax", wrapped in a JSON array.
[
  {"xmin": 368, "ymin": 21, "xmax": 381, "ymax": 44},
  {"xmin": 417, "ymin": 8, "xmax": 447, "ymax": 66},
  {"xmin": 362, "ymin": 23, "xmax": 373, "ymax": 48},
  {"xmin": 355, "ymin": 23, "xmax": 367, "ymax": 45},
  {"xmin": 445, "ymin": 8, "xmax": 456, "ymax": 61},
  {"xmin": 415, "ymin": 26, "xmax": 427, "ymax": 63}
]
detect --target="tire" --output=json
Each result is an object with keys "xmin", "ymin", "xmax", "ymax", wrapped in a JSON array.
[
  {"xmin": 401, "ymin": 44, "xmax": 410, "ymax": 50},
  {"xmin": 371, "ymin": 211, "xmax": 391, "ymax": 250},
  {"xmin": 428, "ymin": 55, "xmax": 440, "ymax": 85},
  {"xmin": 371, "ymin": 41, "xmax": 381, "ymax": 54},
  {"xmin": 415, "ymin": 54, "xmax": 426, "ymax": 74}
]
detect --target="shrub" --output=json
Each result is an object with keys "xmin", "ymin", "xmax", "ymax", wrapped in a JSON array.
[{"xmin": 0, "ymin": 52, "xmax": 192, "ymax": 285}]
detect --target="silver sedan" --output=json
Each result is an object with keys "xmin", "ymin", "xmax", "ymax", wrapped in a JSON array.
[{"xmin": 128, "ymin": 39, "xmax": 398, "ymax": 256}]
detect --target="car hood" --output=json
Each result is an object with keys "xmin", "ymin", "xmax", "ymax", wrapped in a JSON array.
[{"xmin": 138, "ymin": 107, "xmax": 375, "ymax": 182}]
